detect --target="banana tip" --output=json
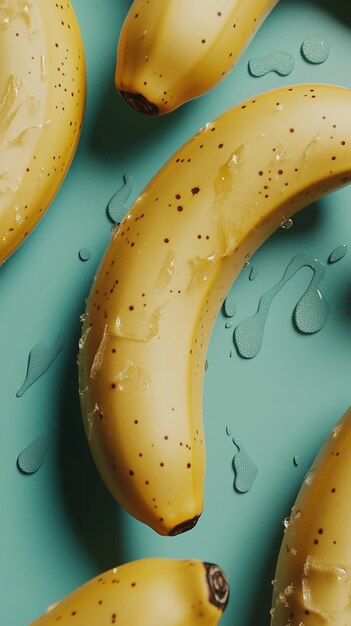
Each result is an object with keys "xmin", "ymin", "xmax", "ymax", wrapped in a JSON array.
[
  {"xmin": 168, "ymin": 515, "xmax": 200, "ymax": 536},
  {"xmin": 204, "ymin": 563, "xmax": 230, "ymax": 610},
  {"xmin": 119, "ymin": 90, "xmax": 159, "ymax": 116}
]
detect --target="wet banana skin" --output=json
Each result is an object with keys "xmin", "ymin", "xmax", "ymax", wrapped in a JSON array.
[
  {"xmin": 115, "ymin": 0, "xmax": 278, "ymax": 115},
  {"xmin": 78, "ymin": 84, "xmax": 351, "ymax": 536},
  {"xmin": 0, "ymin": 0, "xmax": 86, "ymax": 264},
  {"xmin": 271, "ymin": 407, "xmax": 351, "ymax": 625},
  {"xmin": 30, "ymin": 558, "xmax": 229, "ymax": 626}
]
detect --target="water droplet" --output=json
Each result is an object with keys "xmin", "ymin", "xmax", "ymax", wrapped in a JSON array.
[
  {"xmin": 16, "ymin": 335, "xmax": 64, "ymax": 397},
  {"xmin": 301, "ymin": 37, "xmax": 330, "ymax": 64},
  {"xmin": 293, "ymin": 455, "xmax": 299, "ymax": 466},
  {"xmin": 106, "ymin": 174, "xmax": 133, "ymax": 224},
  {"xmin": 294, "ymin": 288, "xmax": 328, "ymax": 334},
  {"xmin": 234, "ymin": 254, "xmax": 328, "ymax": 358},
  {"xmin": 249, "ymin": 265, "xmax": 258, "ymax": 281},
  {"xmin": 328, "ymin": 244, "xmax": 347, "ymax": 264},
  {"xmin": 226, "ymin": 425, "xmax": 232, "ymax": 437},
  {"xmin": 283, "ymin": 516, "xmax": 291, "ymax": 529},
  {"xmin": 232, "ymin": 437, "xmax": 258, "ymax": 493},
  {"xmin": 304, "ymin": 469, "xmax": 315, "ymax": 486},
  {"xmin": 223, "ymin": 288, "xmax": 236, "ymax": 317},
  {"xmin": 248, "ymin": 51, "xmax": 295, "ymax": 77},
  {"xmin": 332, "ymin": 424, "xmax": 343, "ymax": 438},
  {"xmin": 225, "ymin": 320, "xmax": 233, "ymax": 328},
  {"xmin": 280, "ymin": 217, "xmax": 293, "ymax": 229},
  {"xmin": 17, "ymin": 435, "xmax": 49, "ymax": 474},
  {"xmin": 78, "ymin": 247, "xmax": 91, "ymax": 262}
]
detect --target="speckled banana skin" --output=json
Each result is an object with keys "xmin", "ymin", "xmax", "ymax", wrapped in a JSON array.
[
  {"xmin": 30, "ymin": 558, "xmax": 229, "ymax": 626},
  {"xmin": 78, "ymin": 84, "xmax": 351, "ymax": 536},
  {"xmin": 0, "ymin": 0, "xmax": 86, "ymax": 264},
  {"xmin": 271, "ymin": 407, "xmax": 351, "ymax": 625},
  {"xmin": 115, "ymin": 0, "xmax": 278, "ymax": 115}
]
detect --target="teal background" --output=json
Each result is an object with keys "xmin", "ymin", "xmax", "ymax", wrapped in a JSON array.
[{"xmin": 1, "ymin": 0, "xmax": 351, "ymax": 624}]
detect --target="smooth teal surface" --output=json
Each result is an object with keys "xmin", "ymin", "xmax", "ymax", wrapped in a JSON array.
[{"xmin": 1, "ymin": 1, "xmax": 351, "ymax": 625}]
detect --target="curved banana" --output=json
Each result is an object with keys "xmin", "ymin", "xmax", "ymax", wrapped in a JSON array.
[
  {"xmin": 78, "ymin": 84, "xmax": 351, "ymax": 536},
  {"xmin": 0, "ymin": 0, "xmax": 85, "ymax": 264},
  {"xmin": 115, "ymin": 0, "xmax": 278, "ymax": 115},
  {"xmin": 270, "ymin": 407, "xmax": 351, "ymax": 624},
  {"xmin": 31, "ymin": 558, "xmax": 229, "ymax": 625}
]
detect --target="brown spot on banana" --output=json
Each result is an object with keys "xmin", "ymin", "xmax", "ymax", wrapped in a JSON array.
[{"xmin": 78, "ymin": 84, "xmax": 351, "ymax": 536}]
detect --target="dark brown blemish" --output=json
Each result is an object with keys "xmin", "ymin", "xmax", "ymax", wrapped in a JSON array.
[
  {"xmin": 119, "ymin": 91, "xmax": 159, "ymax": 116},
  {"xmin": 204, "ymin": 563, "xmax": 230, "ymax": 610},
  {"xmin": 169, "ymin": 515, "xmax": 200, "ymax": 536}
]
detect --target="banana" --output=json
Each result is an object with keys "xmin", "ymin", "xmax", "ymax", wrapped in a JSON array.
[
  {"xmin": 0, "ymin": 0, "xmax": 85, "ymax": 264},
  {"xmin": 115, "ymin": 0, "xmax": 278, "ymax": 115},
  {"xmin": 270, "ymin": 407, "xmax": 351, "ymax": 625},
  {"xmin": 78, "ymin": 84, "xmax": 351, "ymax": 536},
  {"xmin": 30, "ymin": 558, "xmax": 229, "ymax": 625}
]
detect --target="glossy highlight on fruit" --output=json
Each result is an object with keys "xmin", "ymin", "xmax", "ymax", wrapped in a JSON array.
[
  {"xmin": 30, "ymin": 558, "xmax": 229, "ymax": 625},
  {"xmin": 271, "ymin": 407, "xmax": 351, "ymax": 624},
  {"xmin": 0, "ymin": 0, "xmax": 86, "ymax": 264},
  {"xmin": 78, "ymin": 84, "xmax": 351, "ymax": 535},
  {"xmin": 115, "ymin": 0, "xmax": 279, "ymax": 115}
]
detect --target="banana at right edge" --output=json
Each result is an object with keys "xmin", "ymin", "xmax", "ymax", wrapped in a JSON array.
[
  {"xmin": 79, "ymin": 84, "xmax": 351, "ymax": 536},
  {"xmin": 271, "ymin": 407, "xmax": 351, "ymax": 625}
]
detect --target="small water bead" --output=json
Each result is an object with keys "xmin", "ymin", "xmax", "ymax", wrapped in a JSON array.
[
  {"xmin": 301, "ymin": 37, "xmax": 330, "ymax": 64},
  {"xmin": 225, "ymin": 320, "xmax": 233, "ymax": 328},
  {"xmin": 328, "ymin": 244, "xmax": 347, "ymax": 264},
  {"xmin": 248, "ymin": 51, "xmax": 295, "ymax": 77},
  {"xmin": 17, "ymin": 435, "xmax": 49, "ymax": 474},
  {"xmin": 226, "ymin": 425, "xmax": 232, "ymax": 437},
  {"xmin": 280, "ymin": 217, "xmax": 293, "ymax": 230},
  {"xmin": 249, "ymin": 265, "xmax": 258, "ymax": 281},
  {"xmin": 304, "ymin": 468, "xmax": 315, "ymax": 486},
  {"xmin": 232, "ymin": 437, "xmax": 258, "ymax": 493},
  {"xmin": 107, "ymin": 174, "xmax": 133, "ymax": 224},
  {"xmin": 17, "ymin": 335, "xmax": 65, "ymax": 397},
  {"xmin": 293, "ymin": 455, "xmax": 299, "ymax": 466},
  {"xmin": 78, "ymin": 247, "xmax": 91, "ymax": 261}
]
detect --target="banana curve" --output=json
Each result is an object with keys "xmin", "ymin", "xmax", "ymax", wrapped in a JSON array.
[
  {"xmin": 0, "ymin": 0, "xmax": 86, "ymax": 264},
  {"xmin": 30, "ymin": 558, "xmax": 229, "ymax": 625},
  {"xmin": 78, "ymin": 84, "xmax": 351, "ymax": 535},
  {"xmin": 271, "ymin": 407, "xmax": 351, "ymax": 625}
]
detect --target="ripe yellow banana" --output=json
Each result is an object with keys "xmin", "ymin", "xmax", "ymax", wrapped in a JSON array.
[
  {"xmin": 0, "ymin": 0, "xmax": 85, "ymax": 264},
  {"xmin": 78, "ymin": 83, "xmax": 351, "ymax": 536},
  {"xmin": 270, "ymin": 407, "xmax": 351, "ymax": 624},
  {"xmin": 31, "ymin": 558, "xmax": 229, "ymax": 626},
  {"xmin": 115, "ymin": 0, "xmax": 278, "ymax": 115}
]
